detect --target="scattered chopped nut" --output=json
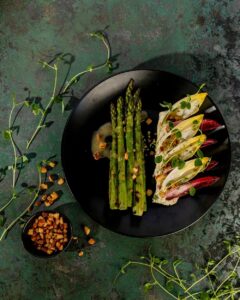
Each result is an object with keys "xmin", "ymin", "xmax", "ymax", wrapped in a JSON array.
[
  {"xmin": 40, "ymin": 183, "xmax": 48, "ymax": 190},
  {"xmin": 146, "ymin": 118, "xmax": 152, "ymax": 125},
  {"xmin": 34, "ymin": 200, "xmax": 42, "ymax": 207},
  {"xmin": 83, "ymin": 225, "xmax": 91, "ymax": 236},
  {"xmin": 78, "ymin": 250, "xmax": 84, "ymax": 257},
  {"xmin": 48, "ymin": 174, "xmax": 56, "ymax": 182},
  {"xmin": 48, "ymin": 161, "xmax": 57, "ymax": 168},
  {"xmin": 50, "ymin": 192, "xmax": 59, "ymax": 201},
  {"xmin": 88, "ymin": 238, "xmax": 96, "ymax": 245},
  {"xmin": 146, "ymin": 189, "xmax": 153, "ymax": 197},
  {"xmin": 124, "ymin": 152, "xmax": 128, "ymax": 160},
  {"xmin": 133, "ymin": 166, "xmax": 139, "ymax": 174},
  {"xmin": 132, "ymin": 174, "xmax": 137, "ymax": 180},
  {"xmin": 40, "ymin": 166, "xmax": 48, "ymax": 174},
  {"xmin": 57, "ymin": 178, "xmax": 65, "ymax": 185},
  {"xmin": 99, "ymin": 142, "xmax": 107, "ymax": 150},
  {"xmin": 41, "ymin": 194, "xmax": 47, "ymax": 201}
]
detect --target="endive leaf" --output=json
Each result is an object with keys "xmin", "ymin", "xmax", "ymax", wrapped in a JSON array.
[
  {"xmin": 156, "ymin": 115, "xmax": 204, "ymax": 155},
  {"xmin": 164, "ymin": 134, "xmax": 206, "ymax": 163},
  {"xmin": 162, "ymin": 157, "xmax": 211, "ymax": 190},
  {"xmin": 167, "ymin": 93, "xmax": 207, "ymax": 121}
]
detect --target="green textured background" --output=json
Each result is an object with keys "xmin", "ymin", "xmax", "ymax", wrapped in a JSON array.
[{"xmin": 0, "ymin": 1, "xmax": 240, "ymax": 299}]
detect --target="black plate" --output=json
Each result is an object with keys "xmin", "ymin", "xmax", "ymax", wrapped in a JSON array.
[{"xmin": 61, "ymin": 70, "xmax": 231, "ymax": 237}]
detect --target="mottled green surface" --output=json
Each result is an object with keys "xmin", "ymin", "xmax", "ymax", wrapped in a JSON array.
[{"xmin": 0, "ymin": 0, "xmax": 240, "ymax": 299}]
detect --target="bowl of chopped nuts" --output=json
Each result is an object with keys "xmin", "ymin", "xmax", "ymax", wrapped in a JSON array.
[{"xmin": 22, "ymin": 211, "xmax": 72, "ymax": 257}]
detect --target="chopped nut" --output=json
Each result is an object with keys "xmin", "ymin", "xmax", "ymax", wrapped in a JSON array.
[
  {"xmin": 45, "ymin": 201, "xmax": 51, "ymax": 207},
  {"xmin": 48, "ymin": 161, "xmax": 57, "ymax": 168},
  {"xmin": 56, "ymin": 234, "xmax": 64, "ymax": 240},
  {"xmin": 88, "ymin": 238, "xmax": 96, "ymax": 245},
  {"xmin": 124, "ymin": 152, "xmax": 128, "ymax": 160},
  {"xmin": 48, "ymin": 174, "xmax": 56, "ymax": 182},
  {"xmin": 146, "ymin": 189, "xmax": 153, "ymax": 197},
  {"xmin": 83, "ymin": 225, "xmax": 91, "ymax": 236},
  {"xmin": 99, "ymin": 142, "xmax": 107, "ymax": 150},
  {"xmin": 132, "ymin": 166, "xmax": 139, "ymax": 174},
  {"xmin": 53, "ymin": 213, "xmax": 60, "ymax": 219},
  {"xmin": 57, "ymin": 178, "xmax": 65, "ymax": 185},
  {"xmin": 41, "ymin": 194, "xmax": 47, "ymax": 201},
  {"xmin": 146, "ymin": 118, "xmax": 153, "ymax": 125},
  {"xmin": 132, "ymin": 174, "xmax": 137, "ymax": 180},
  {"xmin": 34, "ymin": 200, "xmax": 41, "ymax": 207},
  {"xmin": 28, "ymin": 229, "xmax": 34, "ymax": 235},
  {"xmin": 40, "ymin": 166, "xmax": 48, "ymax": 174},
  {"xmin": 40, "ymin": 183, "xmax": 48, "ymax": 190},
  {"xmin": 78, "ymin": 250, "xmax": 84, "ymax": 257},
  {"xmin": 50, "ymin": 192, "xmax": 59, "ymax": 201}
]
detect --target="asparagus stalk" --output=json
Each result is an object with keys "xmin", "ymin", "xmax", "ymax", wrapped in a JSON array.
[
  {"xmin": 109, "ymin": 103, "xmax": 118, "ymax": 209},
  {"xmin": 133, "ymin": 94, "xmax": 146, "ymax": 216},
  {"xmin": 125, "ymin": 79, "xmax": 134, "ymax": 105},
  {"xmin": 117, "ymin": 97, "xmax": 128, "ymax": 210},
  {"xmin": 125, "ymin": 88, "xmax": 135, "ymax": 207}
]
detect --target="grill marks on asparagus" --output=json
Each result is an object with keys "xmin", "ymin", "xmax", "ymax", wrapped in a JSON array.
[{"xmin": 109, "ymin": 80, "xmax": 146, "ymax": 216}]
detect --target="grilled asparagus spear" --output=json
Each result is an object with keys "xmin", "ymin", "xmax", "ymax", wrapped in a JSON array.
[
  {"xmin": 125, "ymin": 80, "xmax": 135, "ymax": 207},
  {"xmin": 133, "ymin": 95, "xmax": 146, "ymax": 216},
  {"xmin": 109, "ymin": 103, "xmax": 118, "ymax": 209},
  {"xmin": 117, "ymin": 97, "xmax": 128, "ymax": 210}
]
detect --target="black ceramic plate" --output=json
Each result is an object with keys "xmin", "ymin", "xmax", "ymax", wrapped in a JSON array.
[{"xmin": 61, "ymin": 70, "xmax": 231, "ymax": 237}]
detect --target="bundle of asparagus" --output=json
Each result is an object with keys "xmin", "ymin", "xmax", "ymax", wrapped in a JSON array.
[{"xmin": 109, "ymin": 80, "xmax": 146, "ymax": 216}]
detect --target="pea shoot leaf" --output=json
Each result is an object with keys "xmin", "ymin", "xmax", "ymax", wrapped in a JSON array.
[
  {"xmin": 197, "ymin": 149, "xmax": 204, "ymax": 158},
  {"xmin": 189, "ymin": 186, "xmax": 196, "ymax": 196},
  {"xmin": 168, "ymin": 121, "xmax": 174, "ymax": 130},
  {"xmin": 3, "ymin": 130, "xmax": 11, "ymax": 140},
  {"xmin": 194, "ymin": 158, "xmax": 203, "ymax": 166},
  {"xmin": 155, "ymin": 155, "xmax": 162, "ymax": 163}
]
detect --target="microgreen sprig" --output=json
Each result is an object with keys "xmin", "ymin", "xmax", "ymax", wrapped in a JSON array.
[
  {"xmin": 0, "ymin": 30, "xmax": 116, "ymax": 240},
  {"xmin": 116, "ymin": 239, "xmax": 240, "ymax": 299},
  {"xmin": 26, "ymin": 30, "xmax": 113, "ymax": 149},
  {"xmin": 0, "ymin": 164, "xmax": 42, "ymax": 241}
]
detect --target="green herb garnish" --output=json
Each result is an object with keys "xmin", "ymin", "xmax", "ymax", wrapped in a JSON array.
[
  {"xmin": 168, "ymin": 121, "xmax": 174, "ymax": 130},
  {"xmin": 155, "ymin": 155, "xmax": 163, "ymax": 163},
  {"xmin": 171, "ymin": 157, "xmax": 185, "ymax": 169},
  {"xmin": 197, "ymin": 149, "xmax": 204, "ymax": 158},
  {"xmin": 159, "ymin": 101, "xmax": 173, "ymax": 111},
  {"xmin": 180, "ymin": 101, "xmax": 187, "ymax": 109},
  {"xmin": 172, "ymin": 128, "xmax": 182, "ymax": 139},
  {"xmin": 189, "ymin": 186, "xmax": 196, "ymax": 196},
  {"xmin": 195, "ymin": 158, "xmax": 203, "ymax": 166},
  {"xmin": 197, "ymin": 82, "xmax": 206, "ymax": 93}
]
